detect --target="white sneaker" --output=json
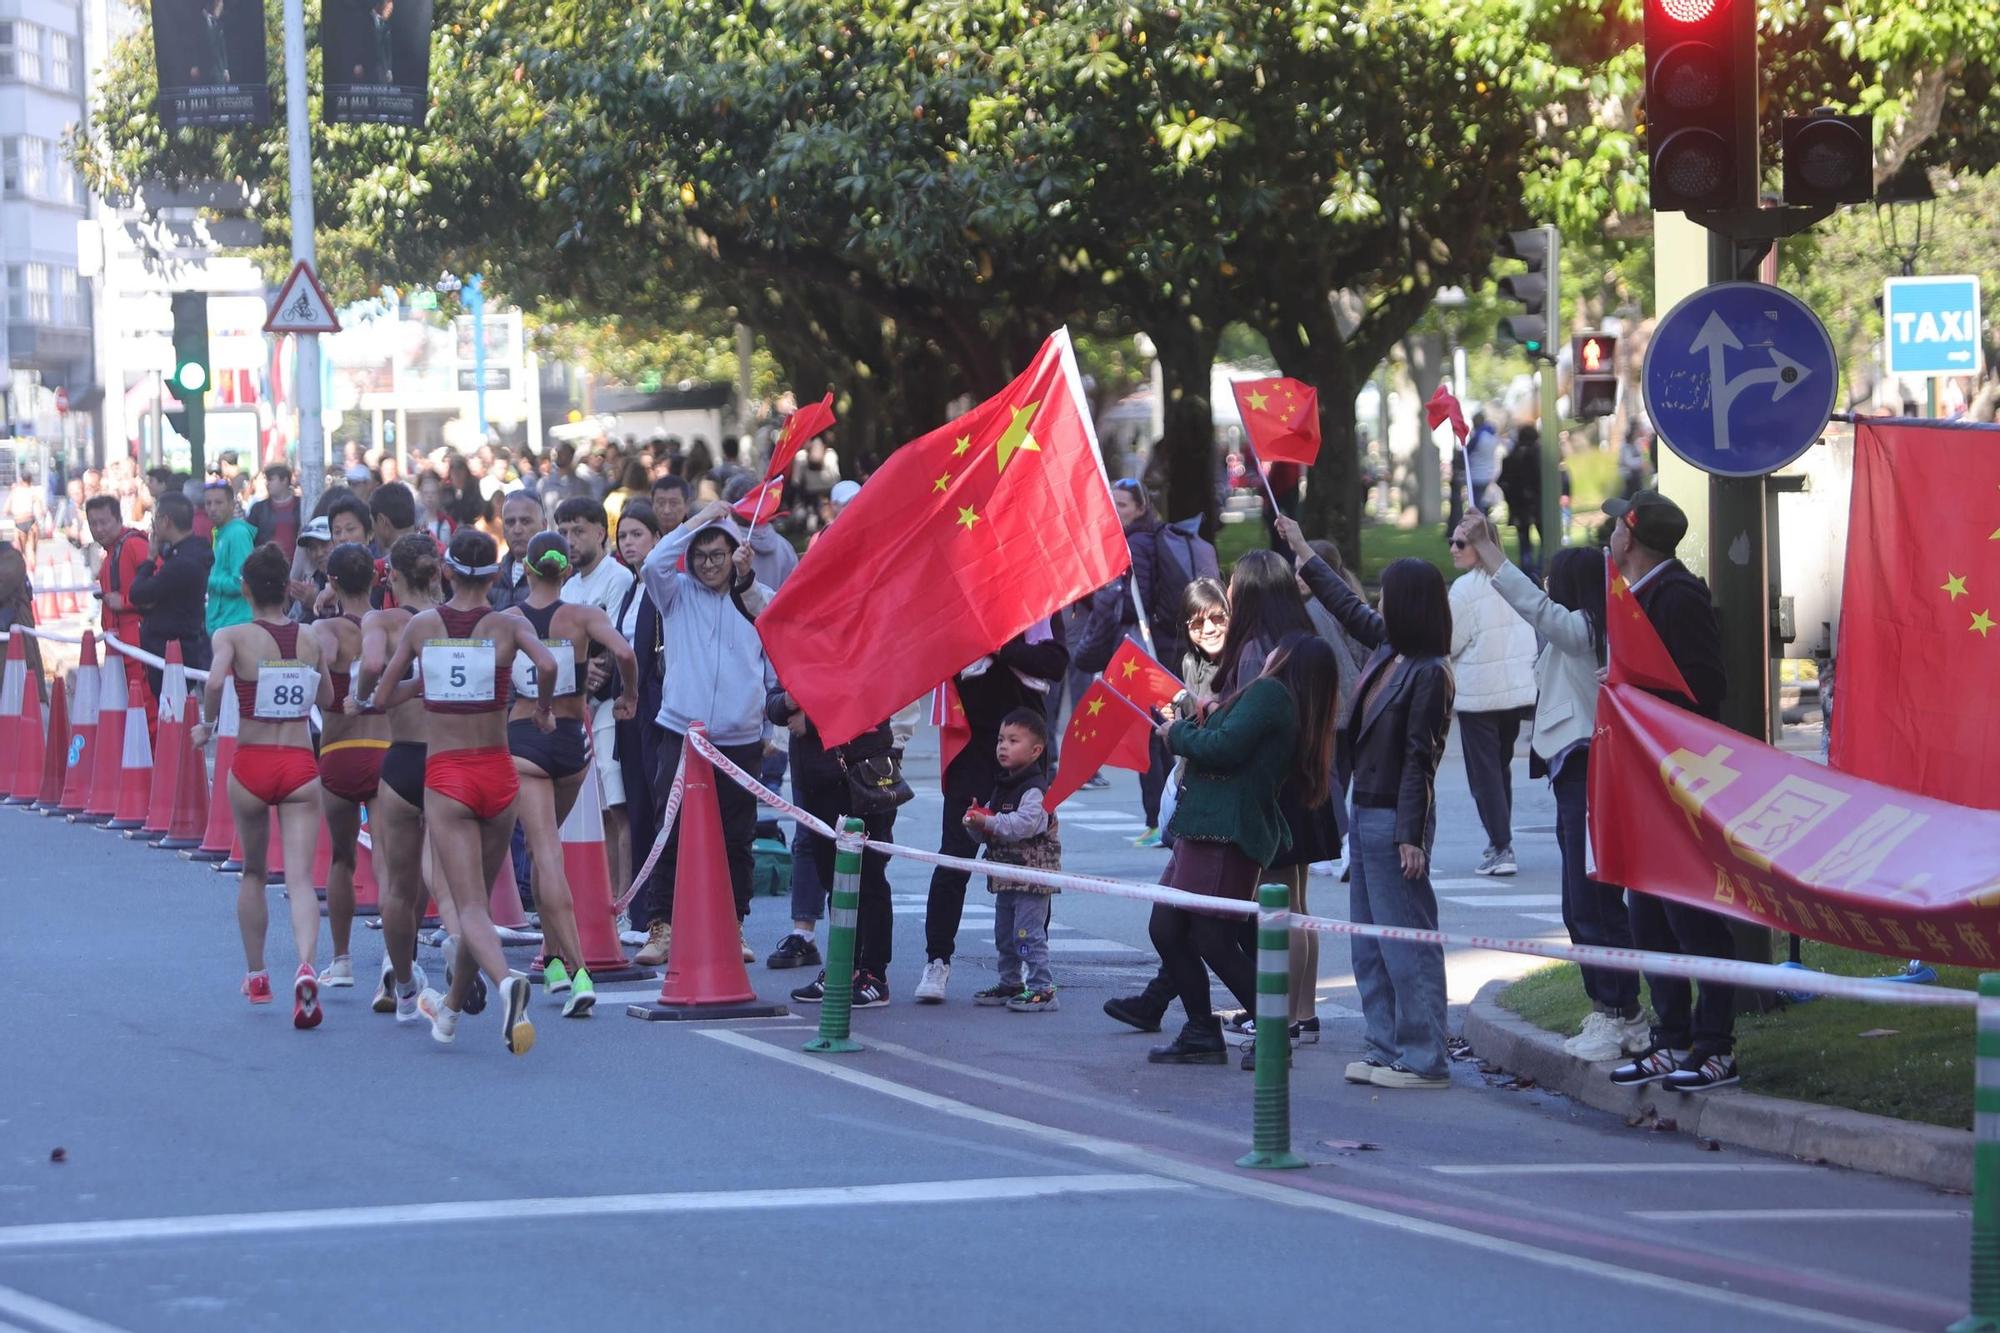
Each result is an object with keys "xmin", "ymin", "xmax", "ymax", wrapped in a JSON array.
[
  {"xmin": 417, "ymin": 989, "xmax": 458, "ymax": 1045},
  {"xmin": 319, "ymin": 956, "xmax": 355, "ymax": 988},
  {"xmin": 1564, "ymin": 1012, "xmax": 1626, "ymax": 1063},
  {"xmin": 1610, "ymin": 1012, "xmax": 1652, "ymax": 1055},
  {"xmin": 1308, "ymin": 860, "xmax": 1338, "ymax": 877},
  {"xmin": 393, "ymin": 965, "xmax": 430, "ymax": 1025},
  {"xmin": 914, "ymin": 959, "xmax": 950, "ymax": 1004}
]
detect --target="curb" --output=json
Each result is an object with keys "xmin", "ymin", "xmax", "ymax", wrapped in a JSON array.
[{"xmin": 1463, "ymin": 979, "xmax": 1972, "ymax": 1191}]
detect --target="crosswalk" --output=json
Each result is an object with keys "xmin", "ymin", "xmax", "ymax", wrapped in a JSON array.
[{"xmin": 890, "ymin": 890, "xmax": 1142, "ymax": 954}]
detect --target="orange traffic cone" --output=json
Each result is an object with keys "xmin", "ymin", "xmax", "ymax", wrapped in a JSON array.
[
  {"xmin": 54, "ymin": 634, "xmax": 99, "ymax": 815},
  {"xmin": 156, "ymin": 701, "xmax": 210, "ymax": 850},
  {"xmin": 59, "ymin": 543, "xmax": 85, "ymax": 616},
  {"xmin": 0, "ymin": 629, "xmax": 41, "ymax": 805},
  {"xmin": 34, "ymin": 668, "xmax": 70, "ymax": 809},
  {"xmin": 104, "ymin": 686, "xmax": 153, "ymax": 831},
  {"xmin": 32, "ymin": 546, "xmax": 57, "ymax": 621},
  {"xmin": 185, "ymin": 685, "xmax": 238, "ymax": 861},
  {"xmin": 549, "ymin": 766, "xmax": 651, "ymax": 981},
  {"xmin": 74, "ymin": 652, "xmax": 126, "ymax": 825},
  {"xmin": 135, "ymin": 642, "xmax": 190, "ymax": 840},
  {"xmin": 629, "ymin": 726, "xmax": 783, "ymax": 1020}
]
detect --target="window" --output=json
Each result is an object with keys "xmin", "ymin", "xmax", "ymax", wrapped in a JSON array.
[
  {"xmin": 56, "ymin": 268, "xmax": 80, "ymax": 325},
  {"xmin": 48, "ymin": 32, "xmax": 70, "ymax": 91},
  {"xmin": 53, "ymin": 151, "xmax": 78, "ymax": 206},
  {"xmin": 3, "ymin": 22, "xmax": 42, "ymax": 83},
  {"xmin": 7, "ymin": 264, "xmax": 52, "ymax": 322},
  {"xmin": 21, "ymin": 136, "xmax": 46, "ymax": 197},
  {"xmin": 0, "ymin": 23, "xmax": 16, "ymax": 79},
  {"xmin": 0, "ymin": 139, "xmax": 17, "ymax": 194}
]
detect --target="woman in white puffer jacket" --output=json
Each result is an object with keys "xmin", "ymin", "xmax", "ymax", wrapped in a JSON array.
[{"xmin": 1446, "ymin": 512, "xmax": 1537, "ymax": 875}]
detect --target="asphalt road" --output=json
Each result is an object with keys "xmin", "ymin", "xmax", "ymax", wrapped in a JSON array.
[{"xmin": 0, "ymin": 722, "xmax": 1972, "ymax": 1333}]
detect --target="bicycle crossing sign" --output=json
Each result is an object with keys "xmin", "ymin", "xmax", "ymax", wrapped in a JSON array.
[{"xmin": 263, "ymin": 260, "xmax": 341, "ymax": 335}]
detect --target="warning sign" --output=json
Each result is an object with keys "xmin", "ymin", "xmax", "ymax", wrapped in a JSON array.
[{"xmin": 263, "ymin": 261, "xmax": 341, "ymax": 335}]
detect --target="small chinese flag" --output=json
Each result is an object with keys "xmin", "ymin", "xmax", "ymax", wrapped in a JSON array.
[
  {"xmin": 1104, "ymin": 638, "xmax": 1184, "ymax": 716},
  {"xmin": 932, "ymin": 680, "xmax": 971, "ymax": 786},
  {"xmin": 764, "ymin": 391, "xmax": 838, "ymax": 484},
  {"xmin": 1605, "ymin": 552, "xmax": 1694, "ymax": 701},
  {"xmin": 1425, "ymin": 383, "xmax": 1470, "ymax": 444},
  {"xmin": 1047, "ymin": 679, "xmax": 1153, "ymax": 809},
  {"xmin": 1231, "ymin": 377, "xmax": 1321, "ymax": 466},
  {"xmin": 732, "ymin": 476, "xmax": 785, "ymax": 524}
]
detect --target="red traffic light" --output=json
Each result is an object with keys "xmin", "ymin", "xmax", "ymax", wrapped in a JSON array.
[
  {"xmin": 1655, "ymin": 0, "xmax": 1719, "ymax": 23},
  {"xmin": 1572, "ymin": 333, "xmax": 1620, "ymax": 378},
  {"xmin": 1643, "ymin": 0, "xmax": 1757, "ymax": 212}
]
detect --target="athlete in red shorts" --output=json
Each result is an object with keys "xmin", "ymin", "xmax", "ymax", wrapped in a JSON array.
[{"xmin": 309, "ymin": 542, "xmax": 390, "ymax": 991}]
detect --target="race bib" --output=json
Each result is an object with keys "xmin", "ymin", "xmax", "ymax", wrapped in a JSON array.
[
  {"xmin": 511, "ymin": 639, "xmax": 577, "ymax": 697},
  {"xmin": 422, "ymin": 639, "xmax": 497, "ymax": 704},
  {"xmin": 253, "ymin": 661, "xmax": 317, "ymax": 720}
]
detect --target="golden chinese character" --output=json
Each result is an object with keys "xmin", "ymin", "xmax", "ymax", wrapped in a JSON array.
[
  {"xmin": 1956, "ymin": 922, "xmax": 1996, "ymax": 964},
  {"xmin": 1660, "ymin": 745, "xmax": 1742, "ymax": 837},
  {"xmin": 1843, "ymin": 912, "xmax": 1884, "ymax": 950},
  {"xmin": 1724, "ymin": 776, "xmax": 1850, "ymax": 872},
  {"xmin": 1797, "ymin": 804, "xmax": 1928, "ymax": 893}
]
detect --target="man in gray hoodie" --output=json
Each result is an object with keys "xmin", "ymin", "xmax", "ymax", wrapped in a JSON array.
[{"xmin": 631, "ymin": 499, "xmax": 778, "ymax": 966}]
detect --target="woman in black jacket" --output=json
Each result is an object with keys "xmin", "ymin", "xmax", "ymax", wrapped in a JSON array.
[
  {"xmin": 1278, "ymin": 517, "xmax": 1455, "ymax": 1090},
  {"xmin": 611, "ymin": 503, "xmax": 664, "ymax": 909}
]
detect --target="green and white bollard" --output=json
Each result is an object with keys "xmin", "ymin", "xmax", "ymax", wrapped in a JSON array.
[
  {"xmin": 1238, "ymin": 881, "xmax": 1305, "ymax": 1170},
  {"xmin": 803, "ymin": 818, "xmax": 865, "ymax": 1055},
  {"xmin": 1951, "ymin": 973, "xmax": 2000, "ymax": 1332}
]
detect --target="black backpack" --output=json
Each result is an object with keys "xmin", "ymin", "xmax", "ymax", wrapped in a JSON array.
[{"xmin": 1148, "ymin": 517, "xmax": 1219, "ymax": 646}]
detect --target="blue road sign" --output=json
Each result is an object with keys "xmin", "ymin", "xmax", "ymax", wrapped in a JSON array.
[
  {"xmin": 1882, "ymin": 275, "xmax": 1984, "ymax": 378},
  {"xmin": 1642, "ymin": 282, "xmax": 1839, "ymax": 478}
]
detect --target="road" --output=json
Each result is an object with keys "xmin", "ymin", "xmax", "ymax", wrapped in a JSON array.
[{"xmin": 0, "ymin": 722, "xmax": 1970, "ymax": 1332}]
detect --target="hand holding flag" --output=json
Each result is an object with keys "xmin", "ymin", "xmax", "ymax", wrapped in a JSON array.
[
  {"xmin": 1103, "ymin": 638, "xmax": 1184, "ymax": 715},
  {"xmin": 1426, "ymin": 384, "xmax": 1479, "ymax": 514},
  {"xmin": 732, "ymin": 476, "xmax": 785, "ymax": 525}
]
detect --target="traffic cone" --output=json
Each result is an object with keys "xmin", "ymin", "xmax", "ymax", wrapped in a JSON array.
[
  {"xmin": 59, "ymin": 543, "xmax": 85, "ymax": 616},
  {"xmin": 74, "ymin": 652, "xmax": 126, "ymax": 825},
  {"xmin": 34, "ymin": 669, "xmax": 69, "ymax": 809},
  {"xmin": 54, "ymin": 634, "xmax": 98, "ymax": 815},
  {"xmin": 136, "ymin": 642, "xmax": 190, "ymax": 840},
  {"xmin": 352, "ymin": 811, "xmax": 381, "ymax": 916},
  {"xmin": 4, "ymin": 654, "xmax": 45, "ymax": 805},
  {"xmin": 32, "ymin": 546, "xmax": 57, "ymax": 621},
  {"xmin": 629, "ymin": 726, "xmax": 783, "ymax": 1019},
  {"xmin": 104, "ymin": 686, "xmax": 153, "ymax": 831},
  {"xmin": 184, "ymin": 685, "xmax": 237, "ymax": 861},
  {"xmin": 0, "ymin": 630, "xmax": 39, "ymax": 805},
  {"xmin": 156, "ymin": 702, "xmax": 209, "ymax": 850}
]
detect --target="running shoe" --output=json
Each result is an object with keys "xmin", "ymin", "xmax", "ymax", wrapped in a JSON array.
[
  {"xmin": 914, "ymin": 959, "xmax": 950, "ymax": 1003},
  {"xmin": 443, "ymin": 937, "xmax": 489, "ymax": 1015},
  {"xmin": 562, "ymin": 968, "xmax": 595, "ymax": 1019},
  {"xmin": 500, "ymin": 973, "xmax": 535, "ymax": 1056},
  {"xmin": 1663, "ymin": 1053, "xmax": 1739, "ymax": 1092},
  {"xmin": 1006, "ymin": 988, "xmax": 1058, "ymax": 1013},
  {"xmin": 973, "ymin": 982, "xmax": 1022, "ymax": 1006},
  {"xmin": 1133, "ymin": 827, "xmax": 1163, "ymax": 849},
  {"xmin": 851, "ymin": 971, "xmax": 889, "ymax": 1009},
  {"xmin": 372, "ymin": 955, "xmax": 396, "ymax": 1014},
  {"xmin": 766, "ymin": 933, "xmax": 821, "ymax": 970},
  {"xmin": 1080, "ymin": 772, "xmax": 1111, "ymax": 791},
  {"xmin": 739, "ymin": 926, "xmax": 755, "ymax": 964},
  {"xmin": 789, "ymin": 970, "xmax": 828, "ymax": 1005},
  {"xmin": 1609, "ymin": 1046, "xmax": 1687, "ymax": 1087},
  {"xmin": 319, "ymin": 955, "xmax": 355, "ymax": 988},
  {"xmin": 242, "ymin": 971, "xmax": 273, "ymax": 1005},
  {"xmin": 416, "ymin": 989, "xmax": 458, "ymax": 1045},
  {"xmin": 544, "ymin": 958, "xmax": 572, "ymax": 994},
  {"xmin": 293, "ymin": 964, "xmax": 323, "ymax": 1030}
]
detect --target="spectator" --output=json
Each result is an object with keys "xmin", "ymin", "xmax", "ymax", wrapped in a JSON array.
[
  {"xmin": 0, "ymin": 542, "xmax": 44, "ymax": 687},
  {"xmin": 1497, "ymin": 425, "xmax": 1543, "ymax": 573},
  {"xmin": 681, "ymin": 438, "xmax": 715, "ymax": 493},
  {"xmin": 204, "ymin": 482, "xmax": 254, "ymax": 633},
  {"xmin": 964, "ymin": 707, "xmax": 1063, "ymax": 1012},
  {"xmin": 719, "ymin": 474, "xmax": 799, "ymax": 591},
  {"xmin": 88, "ymin": 494, "xmax": 153, "ymax": 710},
  {"xmin": 1446, "ymin": 511, "xmax": 1537, "ymax": 877},
  {"xmin": 127, "ymin": 491, "xmax": 213, "ymax": 697},
  {"xmin": 1602, "ymin": 490, "xmax": 1738, "ymax": 1093},
  {"xmin": 790, "ymin": 436, "xmax": 841, "ymax": 516},
  {"xmin": 555, "ymin": 495, "xmax": 638, "ymax": 897},
  {"xmin": 1301, "ymin": 539, "xmax": 1371, "ymax": 862},
  {"xmin": 488, "ymin": 490, "xmax": 543, "ymax": 612},
  {"xmin": 539, "ymin": 443, "xmax": 585, "ymax": 509},
  {"xmin": 343, "ymin": 463, "xmax": 375, "ymax": 502},
  {"xmin": 415, "ymin": 470, "xmax": 454, "ymax": 546},
  {"xmin": 649, "ymin": 473, "xmax": 690, "ymax": 532},
  {"xmin": 611, "ymin": 501, "xmax": 665, "ymax": 915},
  {"xmin": 604, "ymin": 457, "xmax": 649, "ymax": 529},
  {"xmin": 248, "ymin": 464, "xmax": 302, "ymax": 559},
  {"xmin": 708, "ymin": 436, "xmax": 753, "ymax": 496},
  {"xmin": 1449, "ymin": 411, "xmax": 1500, "ymax": 533},
  {"xmin": 1619, "ymin": 427, "xmax": 1653, "ymax": 499}
]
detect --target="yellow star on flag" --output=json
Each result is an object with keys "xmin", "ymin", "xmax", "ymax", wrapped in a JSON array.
[
  {"xmin": 933, "ymin": 472, "xmax": 951, "ymax": 493},
  {"xmin": 1120, "ymin": 660, "xmax": 1139, "ymax": 678},
  {"xmin": 956, "ymin": 504, "xmax": 981, "ymax": 531},
  {"xmin": 952, "ymin": 434, "xmax": 972, "ymax": 457},
  {"xmin": 1974, "ymin": 609, "xmax": 1996, "ymax": 638},
  {"xmin": 1086, "ymin": 697, "xmax": 1104, "ymax": 716},
  {"xmin": 1245, "ymin": 390, "xmax": 1269, "ymax": 413},
  {"xmin": 1942, "ymin": 573, "xmax": 1969, "ymax": 601},
  {"xmin": 993, "ymin": 402, "xmax": 1042, "ymax": 474}
]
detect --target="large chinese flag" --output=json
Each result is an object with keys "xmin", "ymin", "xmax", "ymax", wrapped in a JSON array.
[
  {"xmin": 1604, "ymin": 552, "xmax": 1693, "ymax": 701},
  {"xmin": 1047, "ymin": 679, "xmax": 1153, "ymax": 810},
  {"xmin": 1231, "ymin": 377, "xmax": 1321, "ymax": 466},
  {"xmin": 1831, "ymin": 419, "xmax": 2000, "ymax": 809},
  {"xmin": 758, "ymin": 329, "xmax": 1130, "ymax": 746}
]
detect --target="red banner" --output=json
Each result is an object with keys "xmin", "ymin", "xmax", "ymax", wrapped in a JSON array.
[{"xmin": 1590, "ymin": 682, "xmax": 2000, "ymax": 970}]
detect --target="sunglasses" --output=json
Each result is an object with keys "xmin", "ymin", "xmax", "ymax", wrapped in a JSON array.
[
  {"xmin": 1187, "ymin": 612, "xmax": 1229, "ymax": 630},
  {"xmin": 1449, "ymin": 539, "xmax": 1469, "ymax": 551}
]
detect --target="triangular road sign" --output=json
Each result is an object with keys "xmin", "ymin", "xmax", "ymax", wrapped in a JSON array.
[{"xmin": 264, "ymin": 260, "xmax": 341, "ymax": 335}]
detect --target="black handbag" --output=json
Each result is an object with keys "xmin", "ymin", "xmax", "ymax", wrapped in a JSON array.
[{"xmin": 835, "ymin": 730, "xmax": 914, "ymax": 816}]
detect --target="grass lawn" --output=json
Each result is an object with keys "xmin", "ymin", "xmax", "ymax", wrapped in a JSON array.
[{"xmin": 1499, "ymin": 941, "xmax": 1975, "ymax": 1130}]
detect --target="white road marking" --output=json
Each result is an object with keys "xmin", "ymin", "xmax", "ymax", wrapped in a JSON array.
[
  {"xmin": 1632, "ymin": 1209, "xmax": 1970, "ymax": 1223},
  {"xmin": 1442, "ymin": 894, "xmax": 1564, "ymax": 909},
  {"xmin": 1044, "ymin": 938, "xmax": 1141, "ymax": 954},
  {"xmin": 1430, "ymin": 877, "xmax": 1501, "ymax": 889},
  {"xmin": 0, "ymin": 1177, "xmax": 1184, "ymax": 1252},
  {"xmin": 1432, "ymin": 1164, "xmax": 1819, "ymax": 1177},
  {"xmin": 1068, "ymin": 821, "xmax": 1151, "ymax": 833},
  {"xmin": 700, "ymin": 1030, "xmax": 1909, "ymax": 1333},
  {"xmin": 0, "ymin": 1283, "xmax": 133, "ymax": 1333}
]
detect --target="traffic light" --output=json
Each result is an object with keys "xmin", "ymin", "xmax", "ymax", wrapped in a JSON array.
[
  {"xmin": 167, "ymin": 292, "xmax": 208, "ymax": 472},
  {"xmin": 1496, "ymin": 226, "xmax": 1558, "ymax": 362},
  {"xmin": 1643, "ymin": 0, "xmax": 1759, "ymax": 212},
  {"xmin": 1782, "ymin": 110, "xmax": 1872, "ymax": 207},
  {"xmin": 1571, "ymin": 333, "xmax": 1619, "ymax": 419}
]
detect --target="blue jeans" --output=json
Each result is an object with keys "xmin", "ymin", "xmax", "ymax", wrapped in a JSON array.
[
  {"xmin": 1347, "ymin": 803, "xmax": 1448, "ymax": 1079},
  {"xmin": 1553, "ymin": 750, "xmax": 1638, "ymax": 1013},
  {"xmin": 994, "ymin": 890, "xmax": 1054, "ymax": 992}
]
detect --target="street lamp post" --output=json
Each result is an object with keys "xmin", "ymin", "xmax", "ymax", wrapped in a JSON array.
[{"xmin": 1874, "ymin": 162, "xmax": 1938, "ymax": 414}]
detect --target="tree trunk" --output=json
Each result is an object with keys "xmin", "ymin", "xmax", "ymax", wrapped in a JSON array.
[
  {"xmin": 1400, "ymin": 334, "xmax": 1445, "ymax": 527},
  {"xmin": 1149, "ymin": 320, "xmax": 1221, "ymax": 529},
  {"xmin": 1264, "ymin": 318, "xmax": 1363, "ymax": 573}
]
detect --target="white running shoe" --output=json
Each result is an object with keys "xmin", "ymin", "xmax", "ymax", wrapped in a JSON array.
[
  {"xmin": 1564, "ymin": 1011, "xmax": 1625, "ymax": 1062},
  {"xmin": 1308, "ymin": 860, "xmax": 1338, "ymax": 877},
  {"xmin": 1609, "ymin": 1012, "xmax": 1653, "ymax": 1056},
  {"xmin": 394, "ymin": 965, "xmax": 430, "ymax": 1025},
  {"xmin": 417, "ymin": 988, "xmax": 458, "ymax": 1045},
  {"xmin": 914, "ymin": 959, "xmax": 950, "ymax": 1004},
  {"xmin": 319, "ymin": 956, "xmax": 355, "ymax": 988}
]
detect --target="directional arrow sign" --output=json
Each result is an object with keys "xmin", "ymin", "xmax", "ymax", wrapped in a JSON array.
[{"xmin": 1642, "ymin": 282, "xmax": 1838, "ymax": 478}]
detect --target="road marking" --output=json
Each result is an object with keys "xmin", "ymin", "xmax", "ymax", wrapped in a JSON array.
[
  {"xmin": 0, "ymin": 1283, "xmax": 133, "ymax": 1333},
  {"xmin": 1045, "ymin": 938, "xmax": 1141, "ymax": 954},
  {"xmin": 1067, "ymin": 821, "xmax": 1150, "ymax": 833},
  {"xmin": 0, "ymin": 1177, "xmax": 1184, "ymax": 1252},
  {"xmin": 699, "ymin": 1031, "xmax": 1908, "ymax": 1333},
  {"xmin": 1441, "ymin": 894, "xmax": 1564, "ymax": 909},
  {"xmin": 1632, "ymin": 1209, "xmax": 1970, "ymax": 1223},
  {"xmin": 1523, "ymin": 913, "xmax": 1568, "ymax": 925},
  {"xmin": 1431, "ymin": 877, "xmax": 1501, "ymax": 889},
  {"xmin": 1432, "ymin": 1164, "xmax": 1819, "ymax": 1177}
]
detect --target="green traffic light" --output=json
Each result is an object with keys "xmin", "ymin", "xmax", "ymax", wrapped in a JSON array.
[{"xmin": 174, "ymin": 361, "xmax": 208, "ymax": 394}]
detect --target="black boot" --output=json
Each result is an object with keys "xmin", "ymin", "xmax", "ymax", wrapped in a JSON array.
[
  {"xmin": 1105, "ymin": 968, "xmax": 1174, "ymax": 1032},
  {"xmin": 1148, "ymin": 1018, "xmax": 1227, "ymax": 1065}
]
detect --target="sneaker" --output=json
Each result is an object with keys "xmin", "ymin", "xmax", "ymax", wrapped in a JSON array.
[
  {"xmin": 1132, "ymin": 827, "xmax": 1163, "ymax": 849},
  {"xmin": 1485, "ymin": 847, "xmax": 1518, "ymax": 877},
  {"xmin": 1080, "ymin": 772, "xmax": 1111, "ymax": 791},
  {"xmin": 620, "ymin": 928, "xmax": 648, "ymax": 947},
  {"xmin": 319, "ymin": 956, "xmax": 355, "ymax": 988},
  {"xmin": 790, "ymin": 971, "xmax": 828, "ymax": 1004},
  {"xmin": 1007, "ymin": 988, "xmax": 1058, "ymax": 1013},
  {"xmin": 443, "ymin": 937, "xmax": 488, "ymax": 1015},
  {"xmin": 500, "ymin": 973, "xmax": 535, "ymax": 1056},
  {"xmin": 1609, "ymin": 1046, "xmax": 1687, "ymax": 1087},
  {"xmin": 740, "ymin": 927, "xmax": 755, "ymax": 963},
  {"xmin": 371, "ymin": 956, "xmax": 396, "ymax": 1014},
  {"xmin": 1294, "ymin": 1016, "xmax": 1320, "ymax": 1044},
  {"xmin": 1221, "ymin": 1009, "xmax": 1253, "ymax": 1034},
  {"xmin": 1344, "ymin": 1058, "xmax": 1386, "ymax": 1084},
  {"xmin": 852, "ymin": 972, "xmax": 890, "ymax": 1009},
  {"xmin": 1609, "ymin": 1012, "xmax": 1653, "ymax": 1055},
  {"xmin": 634, "ymin": 921, "xmax": 671, "ymax": 967},
  {"xmin": 1564, "ymin": 1012, "xmax": 1625, "ymax": 1063},
  {"xmin": 1371, "ymin": 1064, "xmax": 1449, "ymax": 1089},
  {"xmin": 243, "ymin": 971, "xmax": 273, "ymax": 1005},
  {"xmin": 1664, "ymin": 1053, "xmax": 1739, "ymax": 1092},
  {"xmin": 1308, "ymin": 860, "xmax": 1338, "ymax": 876},
  {"xmin": 416, "ymin": 989, "xmax": 458, "ymax": 1045},
  {"xmin": 562, "ymin": 968, "xmax": 595, "ymax": 1018},
  {"xmin": 543, "ymin": 958, "xmax": 572, "ymax": 994},
  {"xmin": 293, "ymin": 964, "xmax": 323, "ymax": 1030},
  {"xmin": 974, "ymin": 982, "xmax": 1022, "ymax": 1007},
  {"xmin": 914, "ymin": 959, "xmax": 949, "ymax": 1004},
  {"xmin": 1102, "ymin": 995, "xmax": 1164, "ymax": 1033},
  {"xmin": 766, "ymin": 933, "xmax": 822, "ymax": 970}
]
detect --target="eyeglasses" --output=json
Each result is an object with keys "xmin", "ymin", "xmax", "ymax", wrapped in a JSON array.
[
  {"xmin": 1187, "ymin": 612, "xmax": 1229, "ymax": 631},
  {"xmin": 688, "ymin": 548, "xmax": 731, "ymax": 566},
  {"xmin": 1449, "ymin": 539, "xmax": 1469, "ymax": 551}
]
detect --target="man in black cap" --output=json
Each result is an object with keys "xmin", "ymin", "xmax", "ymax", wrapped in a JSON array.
[{"xmin": 1601, "ymin": 489, "xmax": 1740, "ymax": 1092}]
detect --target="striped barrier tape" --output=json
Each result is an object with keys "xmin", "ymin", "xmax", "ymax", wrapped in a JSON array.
[
  {"xmin": 0, "ymin": 624, "xmax": 212, "ymax": 682},
  {"xmin": 619, "ymin": 744, "xmax": 687, "ymax": 911},
  {"xmin": 684, "ymin": 729, "xmax": 1974, "ymax": 1012}
]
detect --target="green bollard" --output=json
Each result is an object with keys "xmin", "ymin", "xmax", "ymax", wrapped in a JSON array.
[
  {"xmin": 803, "ymin": 818, "xmax": 865, "ymax": 1055},
  {"xmin": 1950, "ymin": 973, "xmax": 2000, "ymax": 1331},
  {"xmin": 1238, "ymin": 881, "xmax": 1305, "ymax": 1170}
]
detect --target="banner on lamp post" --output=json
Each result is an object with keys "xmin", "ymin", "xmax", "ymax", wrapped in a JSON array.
[
  {"xmin": 322, "ymin": 0, "xmax": 434, "ymax": 127},
  {"xmin": 152, "ymin": 0, "xmax": 271, "ymax": 128}
]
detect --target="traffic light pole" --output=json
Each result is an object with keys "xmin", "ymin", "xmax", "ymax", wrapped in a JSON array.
[{"xmin": 283, "ymin": 0, "xmax": 325, "ymax": 519}]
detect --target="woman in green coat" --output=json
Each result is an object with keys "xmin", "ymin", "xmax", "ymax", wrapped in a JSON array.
[{"xmin": 1146, "ymin": 634, "xmax": 1340, "ymax": 1064}]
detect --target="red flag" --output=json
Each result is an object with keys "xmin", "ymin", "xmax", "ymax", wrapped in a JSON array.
[
  {"xmin": 764, "ymin": 391, "xmax": 837, "ymax": 484},
  {"xmin": 1047, "ymin": 679, "xmax": 1153, "ymax": 809},
  {"xmin": 1831, "ymin": 419, "xmax": 2000, "ymax": 809},
  {"xmin": 1425, "ymin": 383, "xmax": 1469, "ymax": 444},
  {"xmin": 757, "ymin": 329, "xmax": 1130, "ymax": 746},
  {"xmin": 732, "ymin": 476, "xmax": 784, "ymax": 524},
  {"xmin": 932, "ymin": 680, "xmax": 970, "ymax": 785},
  {"xmin": 1103, "ymin": 638, "xmax": 1183, "ymax": 715},
  {"xmin": 1231, "ymin": 377, "xmax": 1321, "ymax": 466},
  {"xmin": 1605, "ymin": 553, "xmax": 1694, "ymax": 701}
]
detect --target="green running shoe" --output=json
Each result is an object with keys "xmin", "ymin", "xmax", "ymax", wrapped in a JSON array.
[
  {"xmin": 543, "ymin": 958, "xmax": 572, "ymax": 994},
  {"xmin": 562, "ymin": 967, "xmax": 595, "ymax": 1018}
]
